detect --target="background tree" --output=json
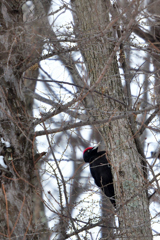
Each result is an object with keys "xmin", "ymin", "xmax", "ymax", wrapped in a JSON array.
[{"xmin": 0, "ymin": 0, "xmax": 160, "ymax": 239}]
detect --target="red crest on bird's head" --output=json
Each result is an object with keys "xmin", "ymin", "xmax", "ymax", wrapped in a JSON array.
[
  {"xmin": 83, "ymin": 142, "xmax": 100, "ymax": 155},
  {"xmin": 83, "ymin": 147, "xmax": 93, "ymax": 154}
]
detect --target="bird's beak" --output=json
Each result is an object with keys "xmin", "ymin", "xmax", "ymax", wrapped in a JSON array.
[{"xmin": 93, "ymin": 142, "xmax": 101, "ymax": 150}]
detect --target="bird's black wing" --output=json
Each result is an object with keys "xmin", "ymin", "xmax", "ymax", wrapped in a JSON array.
[
  {"xmin": 89, "ymin": 151, "xmax": 112, "ymax": 187},
  {"xmin": 89, "ymin": 152, "xmax": 115, "ymax": 206}
]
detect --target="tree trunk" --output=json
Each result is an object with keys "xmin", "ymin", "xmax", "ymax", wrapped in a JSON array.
[
  {"xmin": 0, "ymin": 1, "xmax": 49, "ymax": 239},
  {"xmin": 71, "ymin": 0, "xmax": 152, "ymax": 239}
]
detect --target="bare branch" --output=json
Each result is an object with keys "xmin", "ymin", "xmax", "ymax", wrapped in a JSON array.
[
  {"xmin": 139, "ymin": 107, "xmax": 160, "ymax": 135},
  {"xmin": 35, "ymin": 105, "xmax": 160, "ymax": 136}
]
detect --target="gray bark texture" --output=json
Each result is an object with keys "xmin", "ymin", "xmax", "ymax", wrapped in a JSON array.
[
  {"xmin": 0, "ymin": 1, "xmax": 50, "ymax": 239},
  {"xmin": 71, "ymin": 0, "xmax": 153, "ymax": 239}
]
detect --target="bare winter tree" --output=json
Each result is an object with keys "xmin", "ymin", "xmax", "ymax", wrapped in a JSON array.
[{"xmin": 1, "ymin": 0, "xmax": 160, "ymax": 239}]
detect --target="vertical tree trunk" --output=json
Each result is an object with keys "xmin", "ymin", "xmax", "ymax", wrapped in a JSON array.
[
  {"xmin": 0, "ymin": 1, "xmax": 49, "ymax": 239},
  {"xmin": 71, "ymin": 0, "xmax": 152, "ymax": 239}
]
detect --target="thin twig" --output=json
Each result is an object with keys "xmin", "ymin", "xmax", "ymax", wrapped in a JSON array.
[
  {"xmin": 22, "ymin": 215, "xmax": 32, "ymax": 240},
  {"xmin": 2, "ymin": 183, "xmax": 10, "ymax": 239},
  {"xmin": 35, "ymin": 105, "xmax": 159, "ymax": 136},
  {"xmin": 139, "ymin": 107, "xmax": 160, "ymax": 135},
  {"xmin": 10, "ymin": 196, "xmax": 26, "ymax": 237},
  {"xmin": 41, "ymin": 118, "xmax": 81, "ymax": 240},
  {"xmin": 23, "ymin": 76, "xmax": 126, "ymax": 107}
]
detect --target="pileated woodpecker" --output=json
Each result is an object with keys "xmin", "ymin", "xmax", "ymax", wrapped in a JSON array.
[{"xmin": 83, "ymin": 142, "xmax": 115, "ymax": 207}]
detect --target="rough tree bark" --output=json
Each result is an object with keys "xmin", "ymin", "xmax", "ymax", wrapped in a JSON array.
[
  {"xmin": 0, "ymin": 1, "xmax": 50, "ymax": 239},
  {"xmin": 71, "ymin": 0, "xmax": 152, "ymax": 239}
]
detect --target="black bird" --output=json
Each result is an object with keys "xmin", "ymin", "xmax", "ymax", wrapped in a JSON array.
[{"xmin": 83, "ymin": 142, "xmax": 115, "ymax": 207}]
